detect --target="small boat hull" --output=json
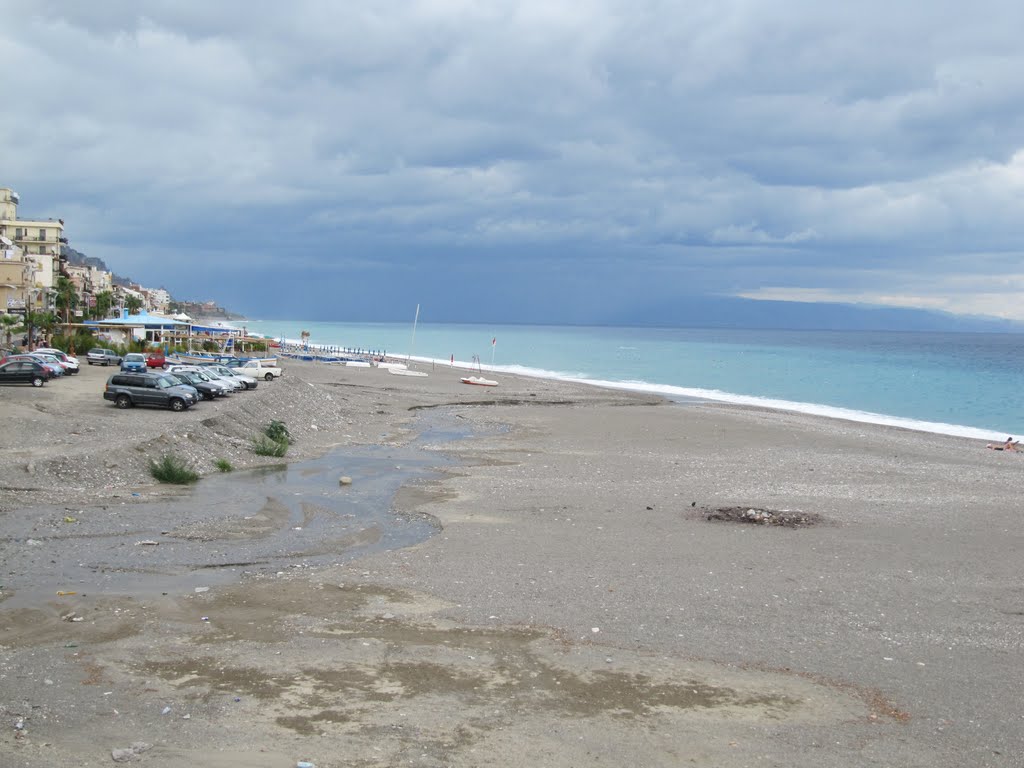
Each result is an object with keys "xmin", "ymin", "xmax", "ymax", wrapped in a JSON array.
[{"xmin": 461, "ymin": 376, "xmax": 498, "ymax": 387}]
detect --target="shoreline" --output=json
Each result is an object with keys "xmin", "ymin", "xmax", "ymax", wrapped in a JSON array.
[
  {"xmin": 1, "ymin": 357, "xmax": 1021, "ymax": 766},
  {"xmin": 241, "ymin": 319, "xmax": 1024, "ymax": 442}
]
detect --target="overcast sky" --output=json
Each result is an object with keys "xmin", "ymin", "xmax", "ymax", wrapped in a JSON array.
[{"xmin": 3, "ymin": 1, "xmax": 1023, "ymax": 324}]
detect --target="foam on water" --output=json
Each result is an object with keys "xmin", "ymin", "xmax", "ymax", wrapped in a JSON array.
[{"xmin": 247, "ymin": 320, "xmax": 1024, "ymax": 442}]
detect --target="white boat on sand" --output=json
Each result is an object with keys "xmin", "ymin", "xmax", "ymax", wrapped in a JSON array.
[
  {"xmin": 389, "ymin": 367, "xmax": 428, "ymax": 378},
  {"xmin": 461, "ymin": 376, "xmax": 498, "ymax": 387}
]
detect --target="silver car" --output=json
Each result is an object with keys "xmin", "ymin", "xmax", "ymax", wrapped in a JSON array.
[
  {"xmin": 203, "ymin": 363, "xmax": 258, "ymax": 390},
  {"xmin": 167, "ymin": 364, "xmax": 244, "ymax": 392}
]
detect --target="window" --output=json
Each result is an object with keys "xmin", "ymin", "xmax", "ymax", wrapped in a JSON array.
[{"xmin": 39, "ymin": 228, "xmax": 45, "ymax": 241}]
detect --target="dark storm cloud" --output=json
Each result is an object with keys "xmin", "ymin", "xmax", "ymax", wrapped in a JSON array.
[{"xmin": 3, "ymin": 0, "xmax": 1023, "ymax": 320}]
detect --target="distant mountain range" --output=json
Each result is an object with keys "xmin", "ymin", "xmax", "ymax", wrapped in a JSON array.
[{"xmin": 603, "ymin": 295, "xmax": 1024, "ymax": 333}]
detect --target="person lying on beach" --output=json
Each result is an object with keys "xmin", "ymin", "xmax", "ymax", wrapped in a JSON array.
[{"xmin": 986, "ymin": 438, "xmax": 1019, "ymax": 451}]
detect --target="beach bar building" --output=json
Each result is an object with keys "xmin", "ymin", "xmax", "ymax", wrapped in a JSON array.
[
  {"xmin": 84, "ymin": 309, "xmax": 190, "ymax": 347},
  {"xmin": 83, "ymin": 309, "xmax": 247, "ymax": 352}
]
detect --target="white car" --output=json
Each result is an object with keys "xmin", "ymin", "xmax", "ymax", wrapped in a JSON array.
[
  {"xmin": 202, "ymin": 363, "xmax": 259, "ymax": 390},
  {"xmin": 233, "ymin": 360, "xmax": 283, "ymax": 381}
]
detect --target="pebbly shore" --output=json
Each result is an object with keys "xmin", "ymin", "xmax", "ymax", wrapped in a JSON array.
[{"xmin": 1, "ymin": 356, "xmax": 1022, "ymax": 767}]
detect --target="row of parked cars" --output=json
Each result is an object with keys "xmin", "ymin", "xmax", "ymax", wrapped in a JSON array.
[
  {"xmin": 86, "ymin": 347, "xmax": 168, "ymax": 369},
  {"xmin": 0, "ymin": 347, "xmax": 82, "ymax": 386},
  {"xmin": 103, "ymin": 362, "xmax": 260, "ymax": 411}
]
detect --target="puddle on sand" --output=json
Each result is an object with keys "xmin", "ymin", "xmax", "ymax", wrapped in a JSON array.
[{"xmin": 1, "ymin": 413, "xmax": 469, "ymax": 607}]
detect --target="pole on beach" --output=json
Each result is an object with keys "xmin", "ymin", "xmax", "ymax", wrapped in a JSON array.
[
  {"xmin": 408, "ymin": 304, "xmax": 420, "ymax": 362},
  {"xmin": 490, "ymin": 336, "xmax": 496, "ymax": 367}
]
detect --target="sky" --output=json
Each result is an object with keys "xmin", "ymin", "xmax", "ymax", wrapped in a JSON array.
[{"xmin": 3, "ymin": 0, "xmax": 1024, "ymax": 326}]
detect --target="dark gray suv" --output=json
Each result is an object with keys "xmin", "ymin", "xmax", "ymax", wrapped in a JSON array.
[{"xmin": 103, "ymin": 372, "xmax": 198, "ymax": 411}]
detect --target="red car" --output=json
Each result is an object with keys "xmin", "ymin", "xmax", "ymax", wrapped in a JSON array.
[{"xmin": 145, "ymin": 350, "xmax": 166, "ymax": 368}]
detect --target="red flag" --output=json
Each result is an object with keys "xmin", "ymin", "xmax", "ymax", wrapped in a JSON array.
[{"xmin": 491, "ymin": 337, "xmax": 496, "ymax": 346}]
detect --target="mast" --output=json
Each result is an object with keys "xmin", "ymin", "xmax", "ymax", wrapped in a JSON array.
[{"xmin": 408, "ymin": 304, "xmax": 420, "ymax": 362}]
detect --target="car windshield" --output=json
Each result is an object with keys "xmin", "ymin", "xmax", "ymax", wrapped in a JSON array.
[
  {"xmin": 126, "ymin": 354, "xmax": 145, "ymax": 361},
  {"xmin": 156, "ymin": 377, "xmax": 175, "ymax": 389}
]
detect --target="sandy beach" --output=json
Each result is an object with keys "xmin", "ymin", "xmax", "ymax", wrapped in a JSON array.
[{"xmin": 1, "ymin": 357, "xmax": 1021, "ymax": 767}]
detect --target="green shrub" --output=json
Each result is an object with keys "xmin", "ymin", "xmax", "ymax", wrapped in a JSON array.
[
  {"xmin": 149, "ymin": 454, "xmax": 199, "ymax": 484},
  {"xmin": 264, "ymin": 420, "xmax": 291, "ymax": 445},
  {"xmin": 214, "ymin": 458, "xmax": 233, "ymax": 472},
  {"xmin": 252, "ymin": 435, "xmax": 288, "ymax": 457}
]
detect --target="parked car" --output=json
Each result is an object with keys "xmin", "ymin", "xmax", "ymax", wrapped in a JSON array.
[
  {"xmin": 167, "ymin": 364, "xmax": 244, "ymax": 392},
  {"xmin": 157, "ymin": 373, "xmax": 202, "ymax": 403},
  {"xmin": 103, "ymin": 372, "xmax": 198, "ymax": 411},
  {"xmin": 35, "ymin": 348, "xmax": 81, "ymax": 374},
  {"xmin": 200, "ymin": 363, "xmax": 259, "ymax": 390},
  {"xmin": 146, "ymin": 350, "xmax": 166, "ymax": 368},
  {"xmin": 87, "ymin": 348, "xmax": 123, "ymax": 366},
  {"xmin": 233, "ymin": 359, "xmax": 283, "ymax": 381},
  {"xmin": 0, "ymin": 353, "xmax": 64, "ymax": 377},
  {"xmin": 165, "ymin": 370, "xmax": 228, "ymax": 400},
  {"xmin": 30, "ymin": 353, "xmax": 68, "ymax": 376},
  {"xmin": 0, "ymin": 360, "xmax": 52, "ymax": 387},
  {"xmin": 121, "ymin": 353, "xmax": 148, "ymax": 373}
]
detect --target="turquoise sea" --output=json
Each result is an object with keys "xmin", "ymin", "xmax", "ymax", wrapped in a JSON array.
[{"xmin": 242, "ymin": 319, "xmax": 1024, "ymax": 441}]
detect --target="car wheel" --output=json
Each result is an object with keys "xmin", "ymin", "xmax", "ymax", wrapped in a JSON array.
[
  {"xmin": 31, "ymin": 376, "xmax": 44, "ymax": 387},
  {"xmin": 115, "ymin": 394, "xmax": 132, "ymax": 409},
  {"xmin": 169, "ymin": 398, "xmax": 186, "ymax": 412},
  {"xmin": 265, "ymin": 372, "xmax": 273, "ymax": 381},
  {"xmin": 204, "ymin": 392, "xmax": 215, "ymax": 401}
]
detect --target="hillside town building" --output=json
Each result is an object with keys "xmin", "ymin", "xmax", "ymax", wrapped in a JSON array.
[{"xmin": 1, "ymin": 184, "xmax": 188, "ymax": 329}]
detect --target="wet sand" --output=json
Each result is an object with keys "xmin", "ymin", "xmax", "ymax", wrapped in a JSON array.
[{"xmin": 1, "ymin": 358, "xmax": 1022, "ymax": 767}]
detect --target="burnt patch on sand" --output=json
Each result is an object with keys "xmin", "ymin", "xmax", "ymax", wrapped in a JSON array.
[
  {"xmin": 409, "ymin": 399, "xmax": 580, "ymax": 410},
  {"xmin": 702, "ymin": 506, "xmax": 824, "ymax": 528}
]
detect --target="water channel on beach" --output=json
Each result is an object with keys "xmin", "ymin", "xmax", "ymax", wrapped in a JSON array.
[{"xmin": 3, "ymin": 414, "xmax": 471, "ymax": 608}]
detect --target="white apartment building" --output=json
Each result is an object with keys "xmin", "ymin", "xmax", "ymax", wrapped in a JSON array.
[{"xmin": 0, "ymin": 187, "xmax": 64, "ymax": 311}]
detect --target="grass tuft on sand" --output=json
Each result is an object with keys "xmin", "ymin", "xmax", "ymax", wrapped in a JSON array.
[
  {"xmin": 150, "ymin": 454, "xmax": 199, "ymax": 484},
  {"xmin": 252, "ymin": 420, "xmax": 291, "ymax": 457}
]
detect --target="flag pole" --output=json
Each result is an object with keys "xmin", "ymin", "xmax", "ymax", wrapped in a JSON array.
[
  {"xmin": 409, "ymin": 304, "xmax": 420, "ymax": 362},
  {"xmin": 490, "ymin": 335, "xmax": 496, "ymax": 367}
]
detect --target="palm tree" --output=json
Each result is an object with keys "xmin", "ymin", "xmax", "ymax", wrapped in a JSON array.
[
  {"xmin": 93, "ymin": 290, "xmax": 113, "ymax": 320},
  {"xmin": 125, "ymin": 295, "xmax": 143, "ymax": 315},
  {"xmin": 55, "ymin": 276, "xmax": 78, "ymax": 323},
  {"xmin": 1, "ymin": 313, "xmax": 20, "ymax": 347},
  {"xmin": 26, "ymin": 310, "xmax": 56, "ymax": 348}
]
